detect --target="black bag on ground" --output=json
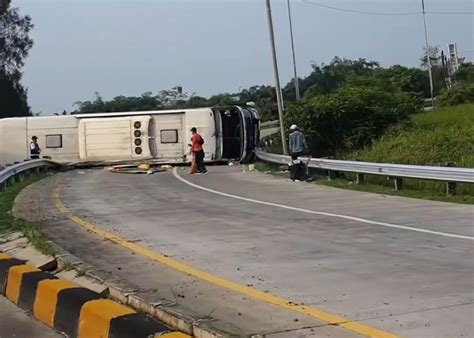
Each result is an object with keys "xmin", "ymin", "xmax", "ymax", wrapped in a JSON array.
[{"xmin": 289, "ymin": 160, "xmax": 306, "ymax": 181}]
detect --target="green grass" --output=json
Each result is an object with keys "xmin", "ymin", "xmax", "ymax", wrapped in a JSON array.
[
  {"xmin": 254, "ymin": 161, "xmax": 474, "ymax": 204},
  {"xmin": 346, "ymin": 104, "xmax": 474, "ymax": 195},
  {"xmin": 0, "ymin": 175, "xmax": 53, "ymax": 255},
  {"xmin": 318, "ymin": 177, "xmax": 474, "ymax": 204}
]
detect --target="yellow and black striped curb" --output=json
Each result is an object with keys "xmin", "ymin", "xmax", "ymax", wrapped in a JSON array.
[{"xmin": 0, "ymin": 251, "xmax": 189, "ymax": 338}]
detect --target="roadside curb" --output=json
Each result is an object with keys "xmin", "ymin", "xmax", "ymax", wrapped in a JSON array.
[
  {"xmin": 50, "ymin": 242, "xmax": 226, "ymax": 338},
  {"xmin": 0, "ymin": 250, "xmax": 190, "ymax": 338}
]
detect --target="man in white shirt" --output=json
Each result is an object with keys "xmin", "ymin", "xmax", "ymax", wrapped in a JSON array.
[{"xmin": 30, "ymin": 136, "xmax": 41, "ymax": 159}]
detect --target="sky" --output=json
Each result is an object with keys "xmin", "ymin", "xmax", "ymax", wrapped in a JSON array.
[{"xmin": 13, "ymin": 0, "xmax": 474, "ymax": 114}]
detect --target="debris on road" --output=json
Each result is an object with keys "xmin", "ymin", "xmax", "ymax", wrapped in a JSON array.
[{"xmin": 106, "ymin": 163, "xmax": 168, "ymax": 175}]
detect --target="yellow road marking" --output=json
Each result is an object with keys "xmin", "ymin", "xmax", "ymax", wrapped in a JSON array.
[{"xmin": 54, "ymin": 188, "xmax": 401, "ymax": 338}]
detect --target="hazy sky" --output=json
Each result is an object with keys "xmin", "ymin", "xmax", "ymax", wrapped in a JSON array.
[{"xmin": 13, "ymin": 0, "xmax": 474, "ymax": 114}]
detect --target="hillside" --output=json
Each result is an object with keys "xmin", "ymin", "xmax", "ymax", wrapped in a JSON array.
[
  {"xmin": 349, "ymin": 104, "xmax": 474, "ymax": 168},
  {"xmin": 346, "ymin": 104, "xmax": 474, "ymax": 196}
]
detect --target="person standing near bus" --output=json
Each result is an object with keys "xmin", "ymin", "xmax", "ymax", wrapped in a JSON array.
[
  {"xmin": 189, "ymin": 127, "xmax": 207, "ymax": 174},
  {"xmin": 30, "ymin": 136, "xmax": 41, "ymax": 159},
  {"xmin": 289, "ymin": 124, "xmax": 307, "ymax": 159}
]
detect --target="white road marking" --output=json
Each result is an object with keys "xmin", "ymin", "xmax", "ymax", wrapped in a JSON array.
[{"xmin": 173, "ymin": 168, "xmax": 474, "ymax": 241}]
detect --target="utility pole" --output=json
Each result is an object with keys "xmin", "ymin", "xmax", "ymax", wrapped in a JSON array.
[
  {"xmin": 287, "ymin": 0, "xmax": 300, "ymax": 100},
  {"xmin": 265, "ymin": 0, "xmax": 288, "ymax": 154},
  {"xmin": 422, "ymin": 0, "xmax": 435, "ymax": 108}
]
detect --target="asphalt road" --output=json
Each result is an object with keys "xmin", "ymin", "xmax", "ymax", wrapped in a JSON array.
[
  {"xmin": 14, "ymin": 166, "xmax": 474, "ymax": 337},
  {"xmin": 0, "ymin": 297, "xmax": 62, "ymax": 338}
]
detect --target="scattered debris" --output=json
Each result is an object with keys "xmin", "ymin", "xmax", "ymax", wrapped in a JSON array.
[{"xmin": 107, "ymin": 163, "xmax": 167, "ymax": 175}]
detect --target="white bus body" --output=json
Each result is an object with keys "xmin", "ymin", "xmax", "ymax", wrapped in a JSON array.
[{"xmin": 0, "ymin": 106, "xmax": 260, "ymax": 166}]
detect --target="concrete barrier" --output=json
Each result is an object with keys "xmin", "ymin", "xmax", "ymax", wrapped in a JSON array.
[{"xmin": 0, "ymin": 251, "xmax": 189, "ymax": 338}]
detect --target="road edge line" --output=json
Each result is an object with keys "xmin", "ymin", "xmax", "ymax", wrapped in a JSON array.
[{"xmin": 172, "ymin": 168, "xmax": 473, "ymax": 241}]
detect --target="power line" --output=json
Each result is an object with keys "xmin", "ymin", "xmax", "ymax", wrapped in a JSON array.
[
  {"xmin": 301, "ymin": 0, "xmax": 474, "ymax": 16},
  {"xmin": 428, "ymin": 11, "xmax": 474, "ymax": 15}
]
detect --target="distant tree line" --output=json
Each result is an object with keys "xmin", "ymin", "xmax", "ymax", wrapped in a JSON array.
[
  {"xmin": 73, "ymin": 57, "xmax": 433, "ymax": 121},
  {"xmin": 2, "ymin": 0, "xmax": 473, "ymax": 160}
]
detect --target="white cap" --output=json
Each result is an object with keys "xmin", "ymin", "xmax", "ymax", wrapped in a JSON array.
[{"xmin": 290, "ymin": 124, "xmax": 298, "ymax": 130}]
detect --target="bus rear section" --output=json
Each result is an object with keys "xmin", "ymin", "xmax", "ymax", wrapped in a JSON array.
[{"xmin": 213, "ymin": 106, "xmax": 259, "ymax": 163}]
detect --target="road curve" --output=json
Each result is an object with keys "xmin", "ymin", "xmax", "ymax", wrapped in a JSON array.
[{"xmin": 15, "ymin": 166, "xmax": 474, "ymax": 337}]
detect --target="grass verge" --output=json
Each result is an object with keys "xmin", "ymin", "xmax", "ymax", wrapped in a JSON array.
[
  {"xmin": 0, "ymin": 175, "xmax": 54, "ymax": 255},
  {"xmin": 347, "ymin": 104, "xmax": 474, "ymax": 195},
  {"xmin": 254, "ymin": 161, "xmax": 474, "ymax": 205}
]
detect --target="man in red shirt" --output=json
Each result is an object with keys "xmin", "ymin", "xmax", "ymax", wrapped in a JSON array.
[{"xmin": 189, "ymin": 127, "xmax": 207, "ymax": 174}]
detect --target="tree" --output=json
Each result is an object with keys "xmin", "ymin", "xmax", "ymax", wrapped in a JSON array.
[
  {"xmin": 285, "ymin": 81, "xmax": 422, "ymax": 156},
  {"xmin": 300, "ymin": 57, "xmax": 379, "ymax": 97},
  {"xmin": 0, "ymin": 71, "xmax": 30, "ymax": 117},
  {"xmin": 454, "ymin": 62, "xmax": 474, "ymax": 84},
  {"xmin": 372, "ymin": 65, "xmax": 427, "ymax": 96},
  {"xmin": 437, "ymin": 63, "xmax": 474, "ymax": 106},
  {"xmin": 74, "ymin": 91, "xmax": 162, "ymax": 113},
  {"xmin": 420, "ymin": 46, "xmax": 447, "ymax": 96},
  {"xmin": 437, "ymin": 84, "xmax": 474, "ymax": 107},
  {"xmin": 0, "ymin": 0, "xmax": 34, "ymax": 117},
  {"xmin": 156, "ymin": 85, "xmax": 190, "ymax": 107},
  {"xmin": 238, "ymin": 85, "xmax": 278, "ymax": 121}
]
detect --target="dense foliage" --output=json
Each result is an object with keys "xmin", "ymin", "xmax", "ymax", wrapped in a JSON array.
[
  {"xmin": 437, "ymin": 63, "xmax": 474, "ymax": 107},
  {"xmin": 437, "ymin": 83, "xmax": 474, "ymax": 107},
  {"xmin": 285, "ymin": 81, "xmax": 422, "ymax": 156},
  {"xmin": 74, "ymin": 57, "xmax": 432, "ymax": 122},
  {"xmin": 0, "ymin": 0, "xmax": 33, "ymax": 118}
]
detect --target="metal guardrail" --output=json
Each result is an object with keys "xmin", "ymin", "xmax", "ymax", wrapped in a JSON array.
[
  {"xmin": 256, "ymin": 150, "xmax": 474, "ymax": 186},
  {"xmin": 260, "ymin": 120, "xmax": 280, "ymax": 128},
  {"xmin": 0, "ymin": 159, "xmax": 63, "ymax": 191}
]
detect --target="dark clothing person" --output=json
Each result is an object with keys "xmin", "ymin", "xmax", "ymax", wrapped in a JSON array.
[
  {"xmin": 194, "ymin": 150, "xmax": 206, "ymax": 173},
  {"xmin": 30, "ymin": 136, "xmax": 41, "ymax": 159}
]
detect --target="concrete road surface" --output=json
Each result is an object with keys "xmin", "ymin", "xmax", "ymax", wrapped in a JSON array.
[
  {"xmin": 14, "ymin": 166, "xmax": 474, "ymax": 337},
  {"xmin": 0, "ymin": 297, "xmax": 62, "ymax": 338}
]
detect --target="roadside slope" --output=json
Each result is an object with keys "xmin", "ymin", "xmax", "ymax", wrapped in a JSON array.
[{"xmin": 348, "ymin": 104, "xmax": 474, "ymax": 194}]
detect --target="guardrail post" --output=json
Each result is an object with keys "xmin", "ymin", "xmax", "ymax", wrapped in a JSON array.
[
  {"xmin": 393, "ymin": 177, "xmax": 403, "ymax": 191},
  {"xmin": 356, "ymin": 173, "xmax": 364, "ymax": 184},
  {"xmin": 327, "ymin": 170, "xmax": 337, "ymax": 181},
  {"xmin": 446, "ymin": 181, "xmax": 457, "ymax": 196},
  {"xmin": 439, "ymin": 162, "xmax": 457, "ymax": 196},
  {"xmin": 0, "ymin": 181, "xmax": 6, "ymax": 192}
]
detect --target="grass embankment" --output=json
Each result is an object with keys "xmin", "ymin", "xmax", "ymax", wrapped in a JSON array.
[
  {"xmin": 345, "ymin": 104, "xmax": 474, "ymax": 198},
  {"xmin": 0, "ymin": 175, "xmax": 53, "ymax": 254}
]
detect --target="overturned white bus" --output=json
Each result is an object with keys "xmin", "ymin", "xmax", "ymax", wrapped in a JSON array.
[{"xmin": 0, "ymin": 106, "xmax": 260, "ymax": 166}]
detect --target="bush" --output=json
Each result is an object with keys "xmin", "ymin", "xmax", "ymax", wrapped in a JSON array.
[
  {"xmin": 437, "ymin": 84, "xmax": 474, "ymax": 107},
  {"xmin": 285, "ymin": 83, "xmax": 422, "ymax": 157}
]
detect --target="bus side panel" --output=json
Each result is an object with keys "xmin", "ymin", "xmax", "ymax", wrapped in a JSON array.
[
  {"xmin": 0, "ymin": 118, "xmax": 27, "ymax": 166},
  {"xmin": 183, "ymin": 109, "xmax": 217, "ymax": 161},
  {"xmin": 151, "ymin": 114, "xmax": 186, "ymax": 160},
  {"xmin": 27, "ymin": 116, "xmax": 80, "ymax": 163},
  {"xmin": 78, "ymin": 116, "xmax": 151, "ymax": 160}
]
